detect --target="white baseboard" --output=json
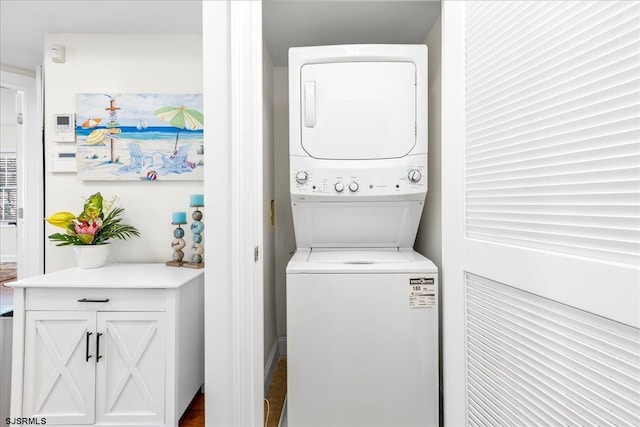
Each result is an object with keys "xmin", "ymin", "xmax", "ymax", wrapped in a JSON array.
[
  {"xmin": 0, "ymin": 255, "xmax": 16, "ymax": 263},
  {"xmin": 264, "ymin": 339, "xmax": 280, "ymax": 396},
  {"xmin": 278, "ymin": 336, "xmax": 287, "ymax": 356}
]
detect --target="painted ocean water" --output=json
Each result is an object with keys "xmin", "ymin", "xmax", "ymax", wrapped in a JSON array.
[
  {"xmin": 76, "ymin": 126, "xmax": 204, "ymax": 181},
  {"xmin": 76, "ymin": 126, "xmax": 203, "ymax": 141}
]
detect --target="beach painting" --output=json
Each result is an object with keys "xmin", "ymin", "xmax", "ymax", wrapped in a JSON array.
[{"xmin": 76, "ymin": 93, "xmax": 204, "ymax": 181}]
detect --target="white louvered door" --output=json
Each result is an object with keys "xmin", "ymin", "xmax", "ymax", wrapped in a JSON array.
[{"xmin": 442, "ymin": 1, "xmax": 640, "ymax": 426}]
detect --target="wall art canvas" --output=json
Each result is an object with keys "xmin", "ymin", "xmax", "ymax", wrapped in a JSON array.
[{"xmin": 76, "ymin": 93, "xmax": 204, "ymax": 181}]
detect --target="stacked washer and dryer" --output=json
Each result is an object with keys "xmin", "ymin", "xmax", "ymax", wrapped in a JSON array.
[{"xmin": 286, "ymin": 45, "xmax": 438, "ymax": 427}]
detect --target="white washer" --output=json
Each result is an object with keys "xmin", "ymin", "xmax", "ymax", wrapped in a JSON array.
[
  {"xmin": 287, "ymin": 248, "xmax": 438, "ymax": 427},
  {"xmin": 286, "ymin": 45, "xmax": 437, "ymax": 426}
]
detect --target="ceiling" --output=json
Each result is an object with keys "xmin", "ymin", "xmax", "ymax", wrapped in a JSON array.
[
  {"xmin": 0, "ymin": 0, "xmax": 440, "ymax": 72},
  {"xmin": 263, "ymin": 1, "xmax": 441, "ymax": 66},
  {"xmin": 0, "ymin": 0, "xmax": 203, "ymax": 72}
]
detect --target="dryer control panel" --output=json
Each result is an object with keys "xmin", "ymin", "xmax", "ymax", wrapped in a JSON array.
[{"xmin": 290, "ymin": 164, "xmax": 426, "ymax": 198}]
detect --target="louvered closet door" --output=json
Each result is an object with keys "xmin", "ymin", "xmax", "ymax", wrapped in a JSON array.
[{"xmin": 442, "ymin": 2, "xmax": 640, "ymax": 426}]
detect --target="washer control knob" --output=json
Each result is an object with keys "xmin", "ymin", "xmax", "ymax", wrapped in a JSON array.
[
  {"xmin": 295, "ymin": 171, "xmax": 309, "ymax": 184},
  {"xmin": 408, "ymin": 169, "xmax": 422, "ymax": 183},
  {"xmin": 349, "ymin": 182, "xmax": 359, "ymax": 192},
  {"xmin": 335, "ymin": 182, "xmax": 344, "ymax": 193}
]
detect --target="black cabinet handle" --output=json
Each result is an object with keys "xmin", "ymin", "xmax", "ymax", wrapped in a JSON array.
[
  {"xmin": 77, "ymin": 298, "xmax": 110, "ymax": 303},
  {"xmin": 85, "ymin": 332, "xmax": 93, "ymax": 361},
  {"xmin": 96, "ymin": 332, "xmax": 103, "ymax": 362}
]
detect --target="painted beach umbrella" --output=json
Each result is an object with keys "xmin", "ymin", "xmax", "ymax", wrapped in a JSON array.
[
  {"xmin": 81, "ymin": 118, "xmax": 102, "ymax": 129},
  {"xmin": 86, "ymin": 129, "xmax": 107, "ymax": 145},
  {"xmin": 154, "ymin": 106, "xmax": 204, "ymax": 151}
]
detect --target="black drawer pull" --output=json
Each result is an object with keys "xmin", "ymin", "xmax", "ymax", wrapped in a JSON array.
[
  {"xmin": 86, "ymin": 332, "xmax": 93, "ymax": 361},
  {"xmin": 96, "ymin": 332, "xmax": 103, "ymax": 362},
  {"xmin": 77, "ymin": 298, "xmax": 110, "ymax": 303}
]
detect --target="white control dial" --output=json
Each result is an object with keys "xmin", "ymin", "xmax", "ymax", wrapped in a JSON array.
[
  {"xmin": 335, "ymin": 182, "xmax": 344, "ymax": 193},
  {"xmin": 349, "ymin": 182, "xmax": 359, "ymax": 192},
  {"xmin": 295, "ymin": 171, "xmax": 309, "ymax": 184},
  {"xmin": 408, "ymin": 169, "xmax": 422, "ymax": 183}
]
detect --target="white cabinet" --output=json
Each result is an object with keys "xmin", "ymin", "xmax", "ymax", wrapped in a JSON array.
[
  {"xmin": 24, "ymin": 311, "xmax": 96, "ymax": 425},
  {"xmin": 10, "ymin": 264, "xmax": 204, "ymax": 427},
  {"xmin": 96, "ymin": 312, "xmax": 165, "ymax": 426}
]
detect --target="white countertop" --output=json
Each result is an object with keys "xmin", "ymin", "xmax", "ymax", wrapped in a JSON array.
[{"xmin": 6, "ymin": 263, "xmax": 204, "ymax": 289}]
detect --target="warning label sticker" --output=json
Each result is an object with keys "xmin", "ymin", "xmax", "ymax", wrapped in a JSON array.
[{"xmin": 409, "ymin": 277, "xmax": 436, "ymax": 309}]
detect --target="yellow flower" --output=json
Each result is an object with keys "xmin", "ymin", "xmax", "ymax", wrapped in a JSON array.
[{"xmin": 45, "ymin": 212, "xmax": 76, "ymax": 229}]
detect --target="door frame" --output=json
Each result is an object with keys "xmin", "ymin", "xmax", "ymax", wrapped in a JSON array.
[
  {"xmin": 440, "ymin": 2, "xmax": 467, "ymax": 426},
  {"xmin": 0, "ymin": 70, "xmax": 44, "ymax": 279},
  {"xmin": 202, "ymin": 1, "xmax": 264, "ymax": 425}
]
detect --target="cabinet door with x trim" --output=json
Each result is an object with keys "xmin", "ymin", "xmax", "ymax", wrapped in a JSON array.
[
  {"xmin": 23, "ymin": 311, "xmax": 165, "ymax": 425},
  {"xmin": 96, "ymin": 312, "xmax": 165, "ymax": 425},
  {"xmin": 23, "ymin": 311, "xmax": 96, "ymax": 424}
]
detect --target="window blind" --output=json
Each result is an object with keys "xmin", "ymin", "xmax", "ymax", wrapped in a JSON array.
[
  {"xmin": 0, "ymin": 154, "xmax": 17, "ymax": 222},
  {"xmin": 465, "ymin": 1, "xmax": 640, "ymax": 266}
]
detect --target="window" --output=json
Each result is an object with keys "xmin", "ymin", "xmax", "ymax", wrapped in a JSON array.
[{"xmin": 0, "ymin": 153, "xmax": 17, "ymax": 222}]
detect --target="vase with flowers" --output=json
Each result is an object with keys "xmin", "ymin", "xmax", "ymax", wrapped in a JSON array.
[{"xmin": 46, "ymin": 192, "xmax": 140, "ymax": 268}]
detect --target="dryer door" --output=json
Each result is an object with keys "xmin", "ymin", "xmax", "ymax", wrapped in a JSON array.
[{"xmin": 300, "ymin": 61, "xmax": 416, "ymax": 160}]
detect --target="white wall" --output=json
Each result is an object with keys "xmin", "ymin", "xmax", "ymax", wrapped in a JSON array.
[
  {"xmin": 0, "ymin": 87, "xmax": 17, "ymax": 151},
  {"xmin": 262, "ymin": 40, "xmax": 278, "ymax": 371},
  {"xmin": 415, "ymin": 17, "xmax": 442, "ymax": 268},
  {"xmin": 0, "ymin": 229, "xmax": 16, "ymax": 263},
  {"xmin": 43, "ymin": 34, "xmax": 202, "ymax": 272},
  {"xmin": 273, "ymin": 67, "xmax": 294, "ymax": 341}
]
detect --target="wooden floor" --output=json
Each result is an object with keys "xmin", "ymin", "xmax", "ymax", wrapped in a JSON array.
[
  {"xmin": 179, "ymin": 392, "xmax": 205, "ymax": 427},
  {"xmin": 179, "ymin": 357, "xmax": 287, "ymax": 427},
  {"xmin": 265, "ymin": 357, "xmax": 287, "ymax": 427}
]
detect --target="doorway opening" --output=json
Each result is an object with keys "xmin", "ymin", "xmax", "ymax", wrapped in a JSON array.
[{"xmin": 0, "ymin": 85, "xmax": 19, "ymax": 314}]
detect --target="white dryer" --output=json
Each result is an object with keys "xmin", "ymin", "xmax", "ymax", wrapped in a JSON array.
[
  {"xmin": 288, "ymin": 44, "xmax": 428, "ymax": 249},
  {"xmin": 286, "ymin": 45, "xmax": 438, "ymax": 426}
]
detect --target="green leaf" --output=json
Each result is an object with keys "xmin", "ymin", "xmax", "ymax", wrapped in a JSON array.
[
  {"xmin": 48, "ymin": 233, "xmax": 83, "ymax": 246},
  {"xmin": 82, "ymin": 192, "xmax": 103, "ymax": 220},
  {"xmin": 77, "ymin": 234, "xmax": 95, "ymax": 244}
]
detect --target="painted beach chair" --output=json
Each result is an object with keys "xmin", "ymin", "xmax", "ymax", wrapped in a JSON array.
[
  {"xmin": 160, "ymin": 144, "xmax": 192, "ymax": 174},
  {"xmin": 128, "ymin": 142, "xmax": 154, "ymax": 172}
]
